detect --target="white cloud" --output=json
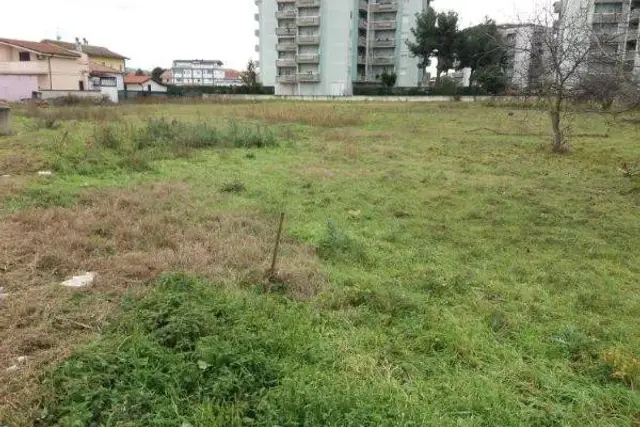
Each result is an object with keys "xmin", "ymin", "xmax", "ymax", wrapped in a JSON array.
[{"xmin": 2, "ymin": 0, "xmax": 547, "ymax": 71}]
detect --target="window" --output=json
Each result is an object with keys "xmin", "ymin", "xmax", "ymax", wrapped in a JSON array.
[
  {"xmin": 100, "ymin": 77, "xmax": 117, "ymax": 87},
  {"xmin": 147, "ymin": 84, "xmax": 151, "ymax": 92},
  {"xmin": 19, "ymin": 51, "xmax": 30, "ymax": 61},
  {"xmin": 79, "ymin": 81, "xmax": 85, "ymax": 91}
]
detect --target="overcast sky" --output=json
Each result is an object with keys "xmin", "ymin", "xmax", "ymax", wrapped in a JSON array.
[{"xmin": 3, "ymin": 0, "xmax": 548, "ymax": 71}]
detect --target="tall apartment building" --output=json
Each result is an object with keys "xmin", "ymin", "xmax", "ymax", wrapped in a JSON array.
[
  {"xmin": 498, "ymin": 24, "xmax": 552, "ymax": 88},
  {"xmin": 255, "ymin": 0, "xmax": 428, "ymax": 96},
  {"xmin": 556, "ymin": 0, "xmax": 640, "ymax": 74}
]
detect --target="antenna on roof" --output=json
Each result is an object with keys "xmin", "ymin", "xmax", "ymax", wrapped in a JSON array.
[
  {"xmin": 56, "ymin": 26, "xmax": 62, "ymax": 41},
  {"xmin": 83, "ymin": 38, "xmax": 88, "ymax": 45}
]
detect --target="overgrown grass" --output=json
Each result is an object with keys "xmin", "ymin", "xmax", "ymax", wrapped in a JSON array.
[
  {"xmin": 2, "ymin": 102, "xmax": 640, "ymax": 426},
  {"xmin": 51, "ymin": 117, "xmax": 278, "ymax": 175},
  {"xmin": 236, "ymin": 103, "xmax": 365, "ymax": 127}
]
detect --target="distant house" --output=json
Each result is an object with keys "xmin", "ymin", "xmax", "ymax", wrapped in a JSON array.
[
  {"xmin": 124, "ymin": 74, "xmax": 167, "ymax": 92},
  {"xmin": 44, "ymin": 39, "xmax": 128, "ymax": 72},
  {"xmin": 160, "ymin": 70, "xmax": 172, "ymax": 85},
  {"xmin": 89, "ymin": 63, "xmax": 124, "ymax": 102},
  {"xmin": 0, "ymin": 37, "xmax": 89, "ymax": 101},
  {"xmin": 219, "ymin": 69, "xmax": 243, "ymax": 86}
]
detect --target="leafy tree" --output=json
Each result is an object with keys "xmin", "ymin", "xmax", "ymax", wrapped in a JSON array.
[
  {"xmin": 407, "ymin": 7, "xmax": 437, "ymax": 69},
  {"xmin": 380, "ymin": 72, "xmax": 397, "ymax": 90},
  {"xmin": 135, "ymin": 69, "xmax": 145, "ymax": 76},
  {"xmin": 434, "ymin": 11, "xmax": 460, "ymax": 84},
  {"xmin": 470, "ymin": 64, "xmax": 507, "ymax": 94},
  {"xmin": 456, "ymin": 19, "xmax": 507, "ymax": 92},
  {"xmin": 151, "ymin": 67, "xmax": 165, "ymax": 84},
  {"xmin": 241, "ymin": 60, "xmax": 260, "ymax": 89}
]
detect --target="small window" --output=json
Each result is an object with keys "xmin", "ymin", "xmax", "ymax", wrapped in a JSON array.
[
  {"xmin": 79, "ymin": 81, "xmax": 85, "ymax": 91},
  {"xmin": 147, "ymin": 84, "xmax": 152, "ymax": 92},
  {"xmin": 19, "ymin": 51, "xmax": 30, "ymax": 61}
]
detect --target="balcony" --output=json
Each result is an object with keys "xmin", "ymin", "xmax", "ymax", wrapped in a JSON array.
[
  {"xmin": 359, "ymin": 19, "xmax": 368, "ymax": 29},
  {"xmin": 358, "ymin": 36, "xmax": 367, "ymax": 47},
  {"xmin": 276, "ymin": 27, "xmax": 297, "ymax": 37},
  {"xmin": 275, "ymin": 10, "xmax": 297, "ymax": 19},
  {"xmin": 297, "ymin": 73, "xmax": 320, "ymax": 82},
  {"xmin": 297, "ymin": 16, "xmax": 320, "ymax": 26},
  {"xmin": 359, "ymin": 1, "xmax": 368, "ymax": 11},
  {"xmin": 276, "ymin": 58, "xmax": 297, "ymax": 67},
  {"xmin": 277, "ymin": 74, "xmax": 297, "ymax": 83},
  {"xmin": 297, "ymin": 35, "xmax": 320, "ymax": 45},
  {"xmin": 369, "ymin": 2, "xmax": 398, "ymax": 13},
  {"xmin": 371, "ymin": 20, "xmax": 397, "ymax": 30},
  {"xmin": 276, "ymin": 0, "xmax": 295, "ymax": 3},
  {"xmin": 369, "ymin": 56, "xmax": 395, "ymax": 65},
  {"xmin": 296, "ymin": 54, "xmax": 320, "ymax": 63},
  {"xmin": 631, "ymin": 9, "xmax": 640, "ymax": 21},
  {"xmin": 592, "ymin": 12, "xmax": 623, "ymax": 24},
  {"xmin": 276, "ymin": 43, "xmax": 297, "ymax": 52},
  {"xmin": 0, "ymin": 61, "xmax": 48, "ymax": 75},
  {"xmin": 371, "ymin": 39, "xmax": 395, "ymax": 48},
  {"xmin": 357, "ymin": 56, "xmax": 366, "ymax": 64},
  {"xmin": 296, "ymin": 0, "xmax": 320, "ymax": 6}
]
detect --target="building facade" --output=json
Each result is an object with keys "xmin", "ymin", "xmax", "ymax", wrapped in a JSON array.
[
  {"xmin": 255, "ymin": 0, "xmax": 428, "ymax": 96},
  {"xmin": 0, "ymin": 37, "xmax": 89, "ymax": 101},
  {"xmin": 171, "ymin": 60, "xmax": 224, "ymax": 86},
  {"xmin": 556, "ymin": 0, "xmax": 640, "ymax": 75},
  {"xmin": 498, "ymin": 24, "xmax": 552, "ymax": 89},
  {"xmin": 44, "ymin": 39, "xmax": 128, "ymax": 72}
]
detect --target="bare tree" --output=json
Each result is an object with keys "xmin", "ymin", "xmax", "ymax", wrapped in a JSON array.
[{"xmin": 512, "ymin": 1, "xmax": 638, "ymax": 153}]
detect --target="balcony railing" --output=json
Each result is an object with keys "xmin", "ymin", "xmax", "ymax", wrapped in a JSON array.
[
  {"xmin": 359, "ymin": 19, "xmax": 368, "ymax": 29},
  {"xmin": 359, "ymin": 0, "xmax": 368, "ymax": 11},
  {"xmin": 276, "ymin": 58, "xmax": 297, "ymax": 67},
  {"xmin": 275, "ymin": 10, "xmax": 297, "ymax": 19},
  {"xmin": 371, "ymin": 20, "xmax": 396, "ymax": 30},
  {"xmin": 296, "ymin": 0, "xmax": 320, "ymax": 7},
  {"xmin": 277, "ymin": 74, "xmax": 297, "ymax": 83},
  {"xmin": 297, "ymin": 73, "xmax": 320, "ymax": 82},
  {"xmin": 297, "ymin": 35, "xmax": 320, "ymax": 44},
  {"xmin": 369, "ymin": 2, "xmax": 398, "ymax": 13},
  {"xmin": 0, "ymin": 61, "xmax": 49, "ymax": 75},
  {"xmin": 369, "ymin": 56, "xmax": 395, "ymax": 65},
  {"xmin": 276, "ymin": 0, "xmax": 295, "ymax": 3},
  {"xmin": 592, "ymin": 12, "xmax": 623, "ymax": 24},
  {"xmin": 297, "ymin": 16, "xmax": 320, "ymax": 26},
  {"xmin": 358, "ymin": 36, "xmax": 367, "ymax": 47},
  {"xmin": 371, "ymin": 39, "xmax": 395, "ymax": 48},
  {"xmin": 276, "ymin": 27, "xmax": 297, "ymax": 37},
  {"xmin": 276, "ymin": 43, "xmax": 297, "ymax": 52},
  {"xmin": 296, "ymin": 54, "xmax": 320, "ymax": 63}
]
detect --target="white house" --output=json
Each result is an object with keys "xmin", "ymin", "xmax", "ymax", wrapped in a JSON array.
[
  {"xmin": 124, "ymin": 74, "xmax": 167, "ymax": 92},
  {"xmin": 89, "ymin": 63, "xmax": 123, "ymax": 102}
]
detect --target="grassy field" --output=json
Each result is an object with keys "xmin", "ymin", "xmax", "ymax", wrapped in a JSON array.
[{"xmin": 0, "ymin": 101, "xmax": 639, "ymax": 426}]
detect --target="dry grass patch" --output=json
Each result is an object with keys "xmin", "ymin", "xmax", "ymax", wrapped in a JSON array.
[
  {"xmin": 236, "ymin": 103, "xmax": 365, "ymax": 127},
  {"xmin": 0, "ymin": 182, "xmax": 324, "ymax": 423}
]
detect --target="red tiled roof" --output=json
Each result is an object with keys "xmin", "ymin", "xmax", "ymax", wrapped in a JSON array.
[
  {"xmin": 43, "ymin": 40, "xmax": 128, "ymax": 59},
  {"xmin": 0, "ymin": 38, "xmax": 81, "ymax": 57},
  {"xmin": 224, "ymin": 69, "xmax": 241, "ymax": 79},
  {"xmin": 124, "ymin": 74, "xmax": 151, "ymax": 84}
]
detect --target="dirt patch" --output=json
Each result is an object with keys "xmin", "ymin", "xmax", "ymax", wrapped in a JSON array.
[{"xmin": 0, "ymin": 182, "xmax": 324, "ymax": 423}]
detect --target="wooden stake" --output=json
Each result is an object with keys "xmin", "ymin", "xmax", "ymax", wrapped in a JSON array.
[{"xmin": 269, "ymin": 212, "xmax": 285, "ymax": 278}]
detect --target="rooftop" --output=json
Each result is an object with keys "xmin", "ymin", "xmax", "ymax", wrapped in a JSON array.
[
  {"xmin": 43, "ymin": 40, "xmax": 128, "ymax": 60},
  {"xmin": 0, "ymin": 37, "xmax": 81, "ymax": 57}
]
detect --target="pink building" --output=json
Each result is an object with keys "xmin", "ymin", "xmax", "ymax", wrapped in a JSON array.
[{"xmin": 0, "ymin": 38, "xmax": 90, "ymax": 101}]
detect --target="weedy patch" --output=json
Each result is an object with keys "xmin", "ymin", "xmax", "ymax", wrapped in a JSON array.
[{"xmin": 0, "ymin": 183, "xmax": 324, "ymax": 424}]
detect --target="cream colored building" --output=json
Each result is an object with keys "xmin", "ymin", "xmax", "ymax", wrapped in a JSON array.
[{"xmin": 0, "ymin": 37, "xmax": 90, "ymax": 101}]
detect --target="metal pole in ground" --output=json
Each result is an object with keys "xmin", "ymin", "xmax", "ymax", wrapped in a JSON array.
[
  {"xmin": 0, "ymin": 106, "xmax": 11, "ymax": 136},
  {"xmin": 269, "ymin": 212, "xmax": 286, "ymax": 279}
]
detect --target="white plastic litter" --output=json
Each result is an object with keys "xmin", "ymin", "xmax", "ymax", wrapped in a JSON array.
[
  {"xmin": 17, "ymin": 356, "xmax": 27, "ymax": 364},
  {"xmin": 61, "ymin": 272, "xmax": 96, "ymax": 288},
  {"xmin": 37, "ymin": 171, "xmax": 53, "ymax": 176},
  {"xmin": 6, "ymin": 365, "xmax": 19, "ymax": 373}
]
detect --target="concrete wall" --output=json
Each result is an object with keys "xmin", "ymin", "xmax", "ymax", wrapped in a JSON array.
[
  {"xmin": 39, "ymin": 90, "xmax": 102, "ymax": 100},
  {"xmin": 47, "ymin": 55, "xmax": 90, "ymax": 91},
  {"xmin": 90, "ymin": 56, "xmax": 125, "ymax": 72},
  {"xmin": 396, "ymin": 0, "xmax": 427, "ymax": 87},
  {"xmin": 0, "ymin": 75, "xmax": 38, "ymax": 101},
  {"xmin": 258, "ymin": 0, "xmax": 277, "ymax": 87}
]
